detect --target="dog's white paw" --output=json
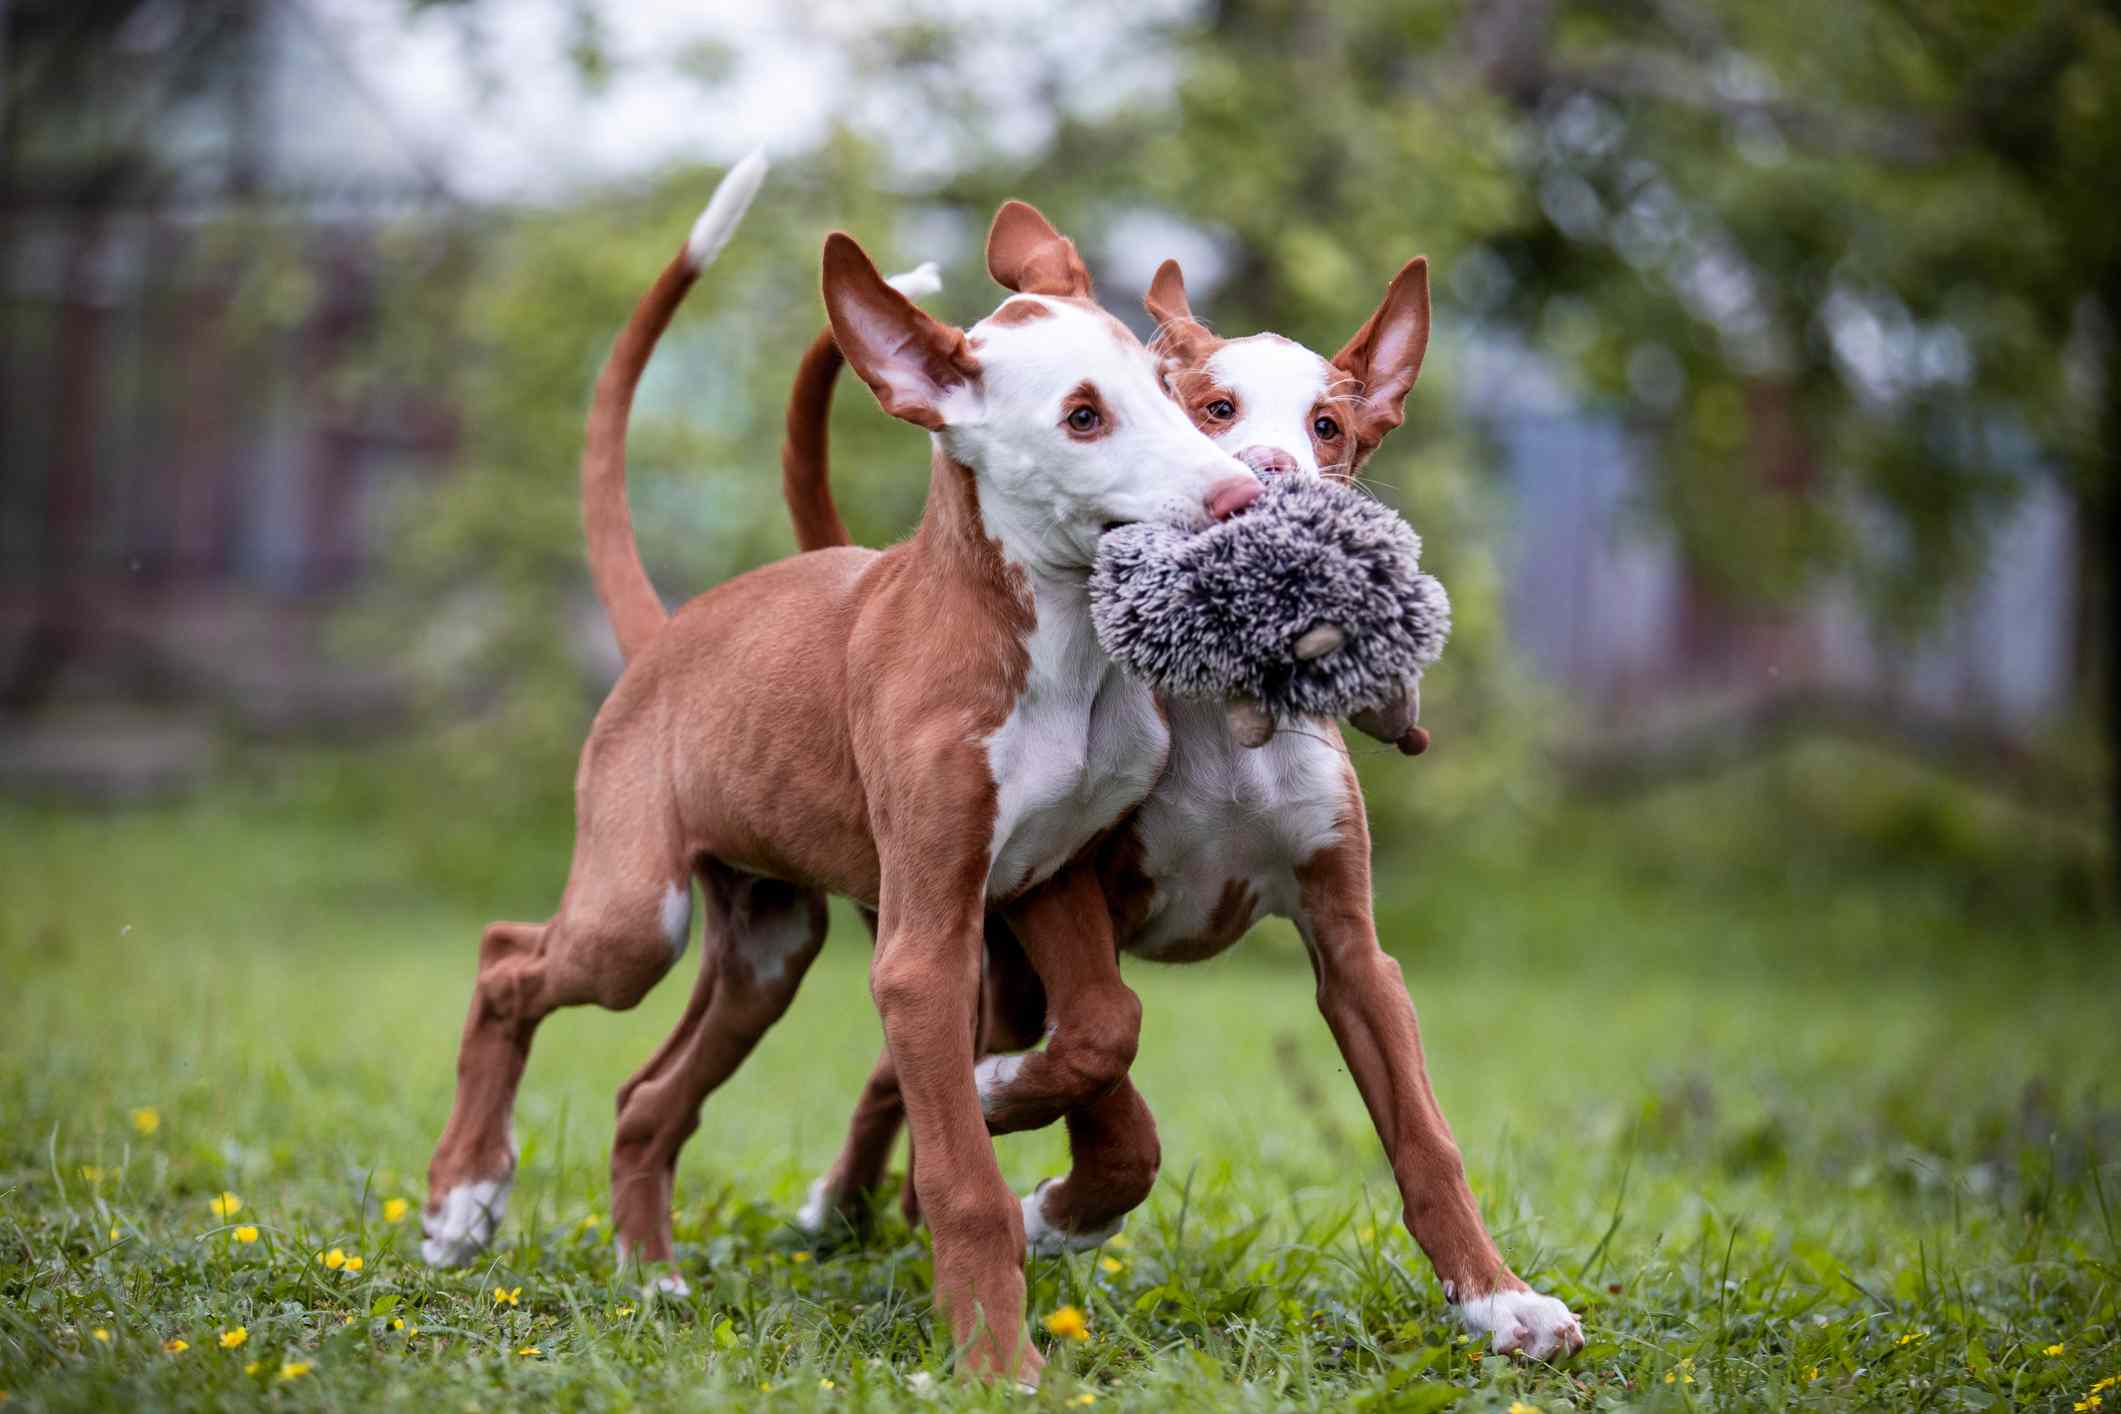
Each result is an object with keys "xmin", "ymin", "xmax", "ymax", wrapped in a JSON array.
[
  {"xmin": 974, "ymin": 1053, "xmax": 1027, "ymax": 1118},
  {"xmin": 647, "ymin": 1270, "xmax": 691, "ymax": 1299},
  {"xmin": 420, "ymin": 1177, "xmax": 510, "ymax": 1267},
  {"xmin": 1021, "ymin": 1180, "xmax": 1123, "ymax": 1257},
  {"xmin": 793, "ymin": 1175, "xmax": 832, "ymax": 1234},
  {"xmin": 1454, "ymin": 1285, "xmax": 1584, "ymax": 1359}
]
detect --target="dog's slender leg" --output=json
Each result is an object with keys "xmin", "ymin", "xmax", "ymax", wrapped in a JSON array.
[
  {"xmin": 799, "ymin": 918, "xmax": 1046, "ymax": 1237},
  {"xmin": 1018, "ymin": 1075, "xmax": 1161, "ymax": 1255},
  {"xmin": 1294, "ymin": 827, "xmax": 1585, "ymax": 1360},
  {"xmin": 609, "ymin": 864, "xmax": 827, "ymax": 1285},
  {"xmin": 976, "ymin": 864, "xmax": 1142, "ymax": 1134},
  {"xmin": 871, "ymin": 868, "xmax": 1038, "ymax": 1385},
  {"xmin": 423, "ymin": 843, "xmax": 692, "ymax": 1266}
]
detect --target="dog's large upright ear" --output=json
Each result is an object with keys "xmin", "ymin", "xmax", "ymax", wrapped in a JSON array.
[
  {"xmin": 1145, "ymin": 259, "xmax": 1220, "ymax": 369},
  {"xmin": 986, "ymin": 200, "xmax": 1094, "ymax": 299},
  {"xmin": 822, "ymin": 232, "xmax": 981, "ymax": 432},
  {"xmin": 1330, "ymin": 258, "xmax": 1431, "ymax": 444}
]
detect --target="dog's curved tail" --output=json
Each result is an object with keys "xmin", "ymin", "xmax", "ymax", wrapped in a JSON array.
[
  {"xmin": 582, "ymin": 151, "xmax": 769, "ymax": 663},
  {"xmin": 780, "ymin": 262, "xmax": 943, "ymax": 554}
]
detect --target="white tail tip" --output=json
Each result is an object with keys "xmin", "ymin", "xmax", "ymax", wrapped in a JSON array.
[
  {"xmin": 684, "ymin": 149, "xmax": 769, "ymax": 271},
  {"xmin": 884, "ymin": 260, "xmax": 944, "ymax": 302}
]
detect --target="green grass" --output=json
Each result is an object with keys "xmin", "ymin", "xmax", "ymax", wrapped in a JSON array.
[{"xmin": 2, "ymin": 778, "xmax": 2117, "ymax": 1412}]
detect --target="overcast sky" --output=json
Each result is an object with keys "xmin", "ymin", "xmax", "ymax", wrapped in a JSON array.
[{"xmin": 297, "ymin": 0, "xmax": 1194, "ymax": 206}]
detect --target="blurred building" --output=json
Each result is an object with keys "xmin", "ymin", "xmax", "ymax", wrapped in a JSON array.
[{"xmin": 2, "ymin": 0, "xmax": 468, "ymax": 794}]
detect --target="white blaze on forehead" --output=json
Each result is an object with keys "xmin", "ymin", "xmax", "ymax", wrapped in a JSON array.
[{"xmin": 1205, "ymin": 335, "xmax": 1333, "ymax": 475}]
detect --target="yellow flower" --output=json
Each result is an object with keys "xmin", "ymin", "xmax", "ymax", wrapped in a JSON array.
[
  {"xmin": 234, "ymin": 1226, "xmax": 259, "ymax": 1244},
  {"xmin": 790, "ymin": 1251, "xmax": 811, "ymax": 1264},
  {"xmin": 1897, "ymin": 1330, "xmax": 1927, "ymax": 1346},
  {"xmin": 1043, "ymin": 1305, "xmax": 1090, "ymax": 1342},
  {"xmin": 163, "ymin": 1338, "xmax": 189, "ymax": 1354},
  {"xmin": 819, "ymin": 1378, "xmax": 835, "ymax": 1390},
  {"xmin": 208, "ymin": 1192, "xmax": 242, "ymax": 1219},
  {"xmin": 578, "ymin": 1213, "xmax": 602, "ymax": 1230},
  {"xmin": 1071, "ymin": 1395, "xmax": 1098, "ymax": 1408},
  {"xmin": 343, "ymin": 1255, "xmax": 364, "ymax": 1273},
  {"xmin": 319, "ymin": 1248, "xmax": 345, "ymax": 1269},
  {"xmin": 131, "ymin": 1107, "xmax": 160, "ymax": 1135},
  {"xmin": 517, "ymin": 1346, "xmax": 541, "ymax": 1358},
  {"xmin": 1508, "ymin": 1403, "xmax": 1543, "ymax": 1414},
  {"xmin": 109, "ymin": 1226, "xmax": 120, "ymax": 1242},
  {"xmin": 2094, "ymin": 1379, "xmax": 2119, "ymax": 1394},
  {"xmin": 2049, "ymin": 1344, "xmax": 2068, "ymax": 1358},
  {"xmin": 1804, "ymin": 1365, "xmax": 1820, "ymax": 1382},
  {"xmin": 1099, "ymin": 1256, "xmax": 1125, "ymax": 1275},
  {"xmin": 2075, "ymin": 1398, "xmax": 2103, "ymax": 1413},
  {"xmin": 392, "ymin": 1318, "xmax": 405, "ymax": 1331},
  {"xmin": 219, "ymin": 1327, "xmax": 248, "ymax": 1349},
  {"xmin": 277, "ymin": 1361, "xmax": 311, "ymax": 1380},
  {"xmin": 613, "ymin": 1306, "xmax": 635, "ymax": 1318},
  {"xmin": 382, "ymin": 1198, "xmax": 410, "ymax": 1224},
  {"xmin": 493, "ymin": 1285, "xmax": 521, "ymax": 1307},
  {"xmin": 92, "ymin": 1328, "xmax": 111, "ymax": 1343},
  {"xmin": 243, "ymin": 1361, "xmax": 261, "ymax": 1376}
]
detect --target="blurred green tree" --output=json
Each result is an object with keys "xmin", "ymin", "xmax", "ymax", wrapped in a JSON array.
[{"xmin": 378, "ymin": 0, "xmax": 2118, "ymax": 898}]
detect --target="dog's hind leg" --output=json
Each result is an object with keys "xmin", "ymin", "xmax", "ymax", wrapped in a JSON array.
[
  {"xmin": 609, "ymin": 861, "xmax": 827, "ymax": 1285},
  {"xmin": 423, "ymin": 731, "xmax": 694, "ymax": 1266}
]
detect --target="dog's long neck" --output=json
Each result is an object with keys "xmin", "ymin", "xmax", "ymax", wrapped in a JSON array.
[{"xmin": 910, "ymin": 446, "xmax": 1041, "ymax": 635}]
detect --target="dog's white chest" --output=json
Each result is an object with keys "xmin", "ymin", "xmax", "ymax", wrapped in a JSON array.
[
  {"xmin": 984, "ymin": 582, "xmax": 1167, "ymax": 901},
  {"xmin": 1124, "ymin": 700, "xmax": 1349, "ymax": 959}
]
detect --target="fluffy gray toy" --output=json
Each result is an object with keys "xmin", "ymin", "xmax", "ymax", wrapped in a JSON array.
[{"xmin": 1091, "ymin": 477, "xmax": 1450, "ymax": 750}]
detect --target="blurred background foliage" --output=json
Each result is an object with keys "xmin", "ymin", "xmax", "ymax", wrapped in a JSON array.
[{"xmin": 2, "ymin": 0, "xmax": 2115, "ymax": 931}]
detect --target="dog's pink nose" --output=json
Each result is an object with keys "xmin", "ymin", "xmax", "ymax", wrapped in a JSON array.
[
  {"xmin": 1205, "ymin": 474, "xmax": 1262, "ymax": 522},
  {"xmin": 1237, "ymin": 445, "xmax": 1299, "ymax": 478}
]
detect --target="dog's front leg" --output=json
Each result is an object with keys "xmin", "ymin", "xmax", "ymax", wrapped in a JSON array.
[
  {"xmin": 978, "ymin": 860, "xmax": 1142, "ymax": 1133},
  {"xmin": 870, "ymin": 867, "xmax": 1040, "ymax": 1385},
  {"xmin": 1295, "ymin": 831, "xmax": 1585, "ymax": 1360}
]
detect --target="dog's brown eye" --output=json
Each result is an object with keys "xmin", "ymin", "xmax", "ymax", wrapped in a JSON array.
[
  {"xmin": 1067, "ymin": 405, "xmax": 1102, "ymax": 433},
  {"xmin": 1313, "ymin": 415, "xmax": 1341, "ymax": 440},
  {"xmin": 1205, "ymin": 399, "xmax": 1236, "ymax": 420}
]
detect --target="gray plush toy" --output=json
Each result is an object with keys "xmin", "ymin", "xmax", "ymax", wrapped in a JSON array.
[{"xmin": 1091, "ymin": 477, "xmax": 1450, "ymax": 752}]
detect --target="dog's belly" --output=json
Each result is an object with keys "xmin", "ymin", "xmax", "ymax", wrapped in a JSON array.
[
  {"xmin": 1121, "ymin": 701, "xmax": 1350, "ymax": 961},
  {"xmin": 985, "ymin": 590, "xmax": 1169, "ymax": 901}
]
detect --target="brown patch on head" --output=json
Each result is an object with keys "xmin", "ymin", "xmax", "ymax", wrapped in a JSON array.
[
  {"xmin": 987, "ymin": 297, "xmax": 1055, "ymax": 327},
  {"xmin": 1308, "ymin": 365, "xmax": 1369, "ymax": 481},
  {"xmin": 986, "ymin": 200, "xmax": 1094, "ymax": 299},
  {"xmin": 1060, "ymin": 380, "xmax": 1114, "ymax": 440},
  {"xmin": 1163, "ymin": 363, "xmax": 1242, "ymax": 439}
]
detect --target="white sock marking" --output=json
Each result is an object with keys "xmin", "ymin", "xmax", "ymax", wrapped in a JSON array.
[
  {"xmin": 1019, "ymin": 1179, "xmax": 1123, "ymax": 1256},
  {"xmin": 420, "ymin": 1177, "xmax": 510, "ymax": 1267},
  {"xmin": 1454, "ymin": 1287, "xmax": 1585, "ymax": 1359}
]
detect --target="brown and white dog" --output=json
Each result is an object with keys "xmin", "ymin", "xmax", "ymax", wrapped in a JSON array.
[
  {"xmin": 778, "ymin": 252, "xmax": 1587, "ymax": 1360},
  {"xmin": 419, "ymin": 156, "xmax": 1261, "ymax": 1382}
]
